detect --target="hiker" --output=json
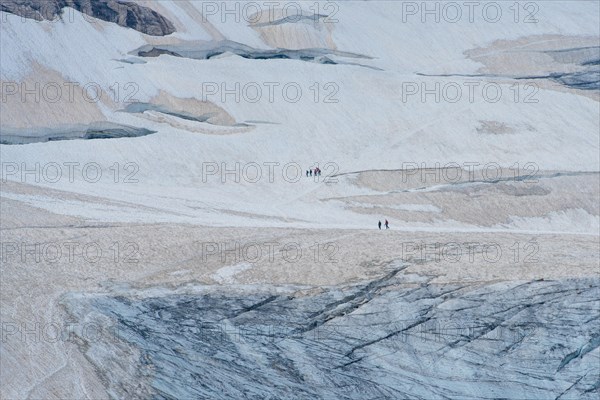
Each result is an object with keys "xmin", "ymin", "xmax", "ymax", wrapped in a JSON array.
[
  {"xmin": 309, "ymin": 169, "xmax": 313, "ymax": 177},
  {"xmin": 306, "ymin": 170, "xmax": 309, "ymax": 177},
  {"xmin": 378, "ymin": 220, "xmax": 382, "ymax": 230},
  {"xmin": 385, "ymin": 219, "xmax": 389, "ymax": 229},
  {"xmin": 317, "ymin": 168, "xmax": 321, "ymax": 176}
]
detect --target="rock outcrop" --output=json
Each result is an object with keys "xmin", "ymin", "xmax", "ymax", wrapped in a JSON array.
[{"xmin": 0, "ymin": 0, "xmax": 175, "ymax": 36}]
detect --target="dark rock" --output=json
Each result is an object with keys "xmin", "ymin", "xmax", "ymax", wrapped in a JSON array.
[{"xmin": 0, "ymin": 0, "xmax": 175, "ymax": 36}]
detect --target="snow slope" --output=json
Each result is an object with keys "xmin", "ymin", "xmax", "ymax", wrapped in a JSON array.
[
  {"xmin": 2, "ymin": 4, "xmax": 599, "ymax": 398},
  {"xmin": 1, "ymin": 1, "xmax": 599, "ymax": 231}
]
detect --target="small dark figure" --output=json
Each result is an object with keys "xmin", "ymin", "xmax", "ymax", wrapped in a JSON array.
[
  {"xmin": 385, "ymin": 220, "xmax": 389, "ymax": 229},
  {"xmin": 378, "ymin": 220, "xmax": 382, "ymax": 230},
  {"xmin": 309, "ymin": 170, "xmax": 313, "ymax": 177},
  {"xmin": 318, "ymin": 168, "xmax": 321, "ymax": 176},
  {"xmin": 306, "ymin": 170, "xmax": 309, "ymax": 177}
]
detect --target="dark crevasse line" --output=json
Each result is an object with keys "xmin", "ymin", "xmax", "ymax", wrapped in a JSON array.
[
  {"xmin": 0, "ymin": 122, "xmax": 156, "ymax": 145},
  {"xmin": 331, "ymin": 169, "xmax": 600, "ymax": 180},
  {"xmin": 252, "ymin": 14, "xmax": 330, "ymax": 27},
  {"xmin": 123, "ymin": 103, "xmax": 214, "ymax": 124},
  {"xmin": 59, "ymin": 275, "xmax": 600, "ymax": 399},
  {"xmin": 328, "ymin": 170, "xmax": 599, "ymax": 196},
  {"xmin": 134, "ymin": 40, "xmax": 372, "ymax": 61},
  {"xmin": 132, "ymin": 40, "xmax": 382, "ymax": 70},
  {"xmin": 557, "ymin": 334, "xmax": 600, "ymax": 372},
  {"xmin": 416, "ymin": 65, "xmax": 600, "ymax": 91},
  {"xmin": 415, "ymin": 46, "xmax": 600, "ymax": 91}
]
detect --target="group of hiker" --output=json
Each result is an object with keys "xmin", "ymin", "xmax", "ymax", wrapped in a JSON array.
[
  {"xmin": 304, "ymin": 165, "xmax": 389, "ymax": 230},
  {"xmin": 306, "ymin": 167, "xmax": 322, "ymax": 177}
]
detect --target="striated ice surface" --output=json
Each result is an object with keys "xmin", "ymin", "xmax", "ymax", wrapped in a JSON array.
[{"xmin": 62, "ymin": 270, "xmax": 600, "ymax": 399}]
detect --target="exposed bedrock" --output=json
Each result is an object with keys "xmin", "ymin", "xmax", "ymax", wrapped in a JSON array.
[{"xmin": 0, "ymin": 0, "xmax": 175, "ymax": 36}]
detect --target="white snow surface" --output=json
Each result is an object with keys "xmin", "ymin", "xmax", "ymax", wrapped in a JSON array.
[
  {"xmin": 1, "ymin": 1, "xmax": 599, "ymax": 232},
  {"xmin": 212, "ymin": 263, "xmax": 254, "ymax": 284}
]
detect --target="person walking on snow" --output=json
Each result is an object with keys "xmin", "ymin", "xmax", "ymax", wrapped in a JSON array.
[
  {"xmin": 385, "ymin": 220, "xmax": 389, "ymax": 229},
  {"xmin": 378, "ymin": 220, "xmax": 382, "ymax": 230}
]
